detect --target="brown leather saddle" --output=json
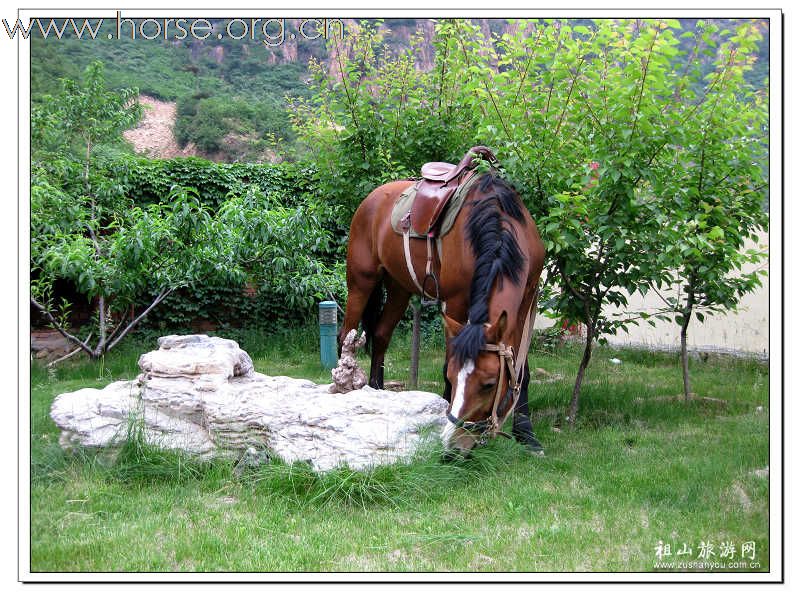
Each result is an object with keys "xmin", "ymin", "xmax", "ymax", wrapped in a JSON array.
[
  {"xmin": 409, "ymin": 146, "xmax": 498, "ymax": 235},
  {"xmin": 399, "ymin": 146, "xmax": 499, "ymax": 306}
]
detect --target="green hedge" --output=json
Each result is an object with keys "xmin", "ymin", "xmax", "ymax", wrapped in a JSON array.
[
  {"xmin": 83, "ymin": 156, "xmax": 345, "ymax": 331},
  {"xmin": 143, "ymin": 280, "xmax": 322, "ymax": 334},
  {"xmin": 107, "ymin": 155, "xmax": 317, "ymax": 209}
]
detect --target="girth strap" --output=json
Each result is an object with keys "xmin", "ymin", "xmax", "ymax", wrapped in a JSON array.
[{"xmin": 402, "ymin": 217, "xmax": 440, "ymax": 302}]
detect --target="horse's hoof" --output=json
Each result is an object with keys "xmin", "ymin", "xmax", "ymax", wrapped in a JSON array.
[{"xmin": 516, "ymin": 436, "xmax": 545, "ymax": 457}]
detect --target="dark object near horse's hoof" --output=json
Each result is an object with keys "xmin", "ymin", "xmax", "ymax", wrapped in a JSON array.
[
  {"xmin": 513, "ymin": 429, "xmax": 545, "ymax": 456},
  {"xmin": 512, "ymin": 414, "xmax": 545, "ymax": 455},
  {"xmin": 523, "ymin": 443, "xmax": 546, "ymax": 457},
  {"xmin": 517, "ymin": 437, "xmax": 545, "ymax": 457}
]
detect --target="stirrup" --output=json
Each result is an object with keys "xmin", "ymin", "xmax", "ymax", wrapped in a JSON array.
[{"xmin": 420, "ymin": 272, "xmax": 440, "ymax": 307}]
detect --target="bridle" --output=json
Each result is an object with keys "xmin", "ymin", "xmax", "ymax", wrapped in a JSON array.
[
  {"xmin": 444, "ymin": 293, "xmax": 538, "ymax": 444},
  {"xmin": 445, "ymin": 339, "xmax": 521, "ymax": 443}
]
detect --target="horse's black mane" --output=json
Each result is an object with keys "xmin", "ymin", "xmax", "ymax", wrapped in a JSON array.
[{"xmin": 450, "ymin": 174, "xmax": 525, "ymax": 365}]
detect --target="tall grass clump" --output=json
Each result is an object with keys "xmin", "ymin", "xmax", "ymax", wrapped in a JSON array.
[
  {"xmin": 101, "ymin": 416, "xmax": 229, "ymax": 486},
  {"xmin": 240, "ymin": 436, "xmax": 517, "ymax": 510}
]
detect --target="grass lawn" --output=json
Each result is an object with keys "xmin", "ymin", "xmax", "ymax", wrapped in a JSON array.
[{"xmin": 29, "ymin": 326, "xmax": 770, "ymax": 573}]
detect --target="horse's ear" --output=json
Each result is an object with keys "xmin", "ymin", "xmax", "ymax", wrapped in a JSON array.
[
  {"xmin": 486, "ymin": 311, "xmax": 508, "ymax": 343},
  {"xmin": 443, "ymin": 313, "xmax": 464, "ymax": 338}
]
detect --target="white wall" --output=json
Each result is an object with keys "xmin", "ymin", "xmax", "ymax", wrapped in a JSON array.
[{"xmin": 536, "ymin": 231, "xmax": 769, "ymax": 358}]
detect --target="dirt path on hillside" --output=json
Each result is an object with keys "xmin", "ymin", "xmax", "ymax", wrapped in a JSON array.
[{"xmin": 123, "ymin": 95, "xmax": 197, "ymax": 159}]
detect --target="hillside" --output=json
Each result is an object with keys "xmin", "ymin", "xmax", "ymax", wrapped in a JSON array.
[
  {"xmin": 30, "ymin": 17, "xmax": 769, "ymax": 163},
  {"xmin": 121, "ymin": 95, "xmax": 191, "ymax": 159}
]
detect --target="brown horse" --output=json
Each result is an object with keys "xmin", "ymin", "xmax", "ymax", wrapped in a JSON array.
[{"xmin": 340, "ymin": 171, "xmax": 545, "ymax": 455}]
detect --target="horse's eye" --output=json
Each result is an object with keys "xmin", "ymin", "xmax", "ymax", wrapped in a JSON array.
[{"xmin": 481, "ymin": 380, "xmax": 497, "ymax": 392}]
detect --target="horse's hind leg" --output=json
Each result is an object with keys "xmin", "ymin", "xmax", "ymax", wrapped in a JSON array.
[
  {"xmin": 340, "ymin": 277, "xmax": 378, "ymax": 350},
  {"xmin": 339, "ymin": 250, "xmax": 381, "ymax": 351},
  {"xmin": 368, "ymin": 278, "xmax": 411, "ymax": 389}
]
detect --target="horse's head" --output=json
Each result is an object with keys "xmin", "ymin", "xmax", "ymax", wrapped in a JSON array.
[{"xmin": 441, "ymin": 311, "xmax": 517, "ymax": 456}]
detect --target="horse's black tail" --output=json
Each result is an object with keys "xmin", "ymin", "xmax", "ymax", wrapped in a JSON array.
[{"xmin": 362, "ymin": 279, "xmax": 384, "ymax": 354}]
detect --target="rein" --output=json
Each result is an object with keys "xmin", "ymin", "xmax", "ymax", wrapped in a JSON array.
[{"xmin": 445, "ymin": 290, "xmax": 538, "ymax": 443}]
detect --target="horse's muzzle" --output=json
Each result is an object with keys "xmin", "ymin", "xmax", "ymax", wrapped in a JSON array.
[{"xmin": 440, "ymin": 420, "xmax": 479, "ymax": 457}]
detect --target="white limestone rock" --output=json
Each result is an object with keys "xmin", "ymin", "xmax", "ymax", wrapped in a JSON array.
[
  {"xmin": 50, "ymin": 335, "xmax": 447, "ymax": 472},
  {"xmin": 329, "ymin": 329, "xmax": 367, "ymax": 394}
]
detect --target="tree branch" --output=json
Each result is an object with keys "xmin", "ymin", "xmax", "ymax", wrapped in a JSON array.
[
  {"xmin": 629, "ymin": 22, "xmax": 661, "ymax": 141},
  {"xmin": 544, "ymin": 29, "xmax": 565, "ymax": 117},
  {"xmin": 436, "ymin": 34, "xmax": 449, "ymax": 118},
  {"xmin": 46, "ymin": 333, "xmax": 93, "ymax": 368},
  {"xmin": 546, "ymin": 56, "xmax": 585, "ymax": 155},
  {"xmin": 582, "ymin": 98, "xmax": 615, "ymax": 147},
  {"xmin": 331, "ymin": 29, "xmax": 368, "ymax": 162},
  {"xmin": 632, "ymin": 48, "xmax": 738, "ymax": 189},
  {"xmin": 392, "ymin": 56, "xmax": 410, "ymax": 144},
  {"xmin": 454, "ymin": 22, "xmax": 487, "ymax": 119},
  {"xmin": 557, "ymin": 260, "xmax": 587, "ymax": 302},
  {"xmin": 658, "ymin": 29, "xmax": 701, "ymax": 118},
  {"xmin": 105, "ymin": 288, "xmax": 175, "ymax": 351},
  {"xmin": 105, "ymin": 304, "xmax": 131, "ymax": 347},
  {"xmin": 512, "ymin": 27, "xmax": 543, "ymax": 107},
  {"xmin": 30, "ymin": 297, "xmax": 94, "ymax": 355},
  {"xmin": 95, "ymin": 295, "xmax": 107, "ymax": 356},
  {"xmin": 649, "ymin": 284, "xmax": 673, "ymax": 308}
]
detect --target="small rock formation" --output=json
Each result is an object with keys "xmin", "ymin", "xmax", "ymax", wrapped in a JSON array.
[
  {"xmin": 31, "ymin": 330, "xmax": 74, "ymax": 361},
  {"xmin": 531, "ymin": 367, "xmax": 564, "ymax": 384},
  {"xmin": 50, "ymin": 335, "xmax": 447, "ymax": 472},
  {"xmin": 329, "ymin": 329, "xmax": 367, "ymax": 394}
]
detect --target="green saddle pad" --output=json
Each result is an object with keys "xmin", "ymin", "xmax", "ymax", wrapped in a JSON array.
[{"xmin": 390, "ymin": 171, "xmax": 480, "ymax": 239}]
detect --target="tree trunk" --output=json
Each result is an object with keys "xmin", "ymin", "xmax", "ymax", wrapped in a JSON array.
[
  {"xmin": 567, "ymin": 320, "xmax": 594, "ymax": 428},
  {"xmin": 94, "ymin": 294, "xmax": 107, "ymax": 358},
  {"xmin": 84, "ymin": 136, "xmax": 92, "ymax": 192},
  {"xmin": 680, "ymin": 310, "xmax": 692, "ymax": 402},
  {"xmin": 409, "ymin": 302, "xmax": 421, "ymax": 388},
  {"xmin": 680, "ymin": 282, "xmax": 695, "ymax": 403}
]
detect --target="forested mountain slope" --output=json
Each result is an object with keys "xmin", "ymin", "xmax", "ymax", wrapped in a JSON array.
[{"xmin": 31, "ymin": 17, "xmax": 769, "ymax": 163}]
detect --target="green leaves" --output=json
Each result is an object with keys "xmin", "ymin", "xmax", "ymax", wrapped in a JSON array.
[
  {"xmin": 290, "ymin": 20, "xmax": 482, "ymax": 212},
  {"xmin": 31, "ymin": 62, "xmax": 343, "ymax": 356},
  {"xmin": 407, "ymin": 18, "xmax": 768, "ymax": 412},
  {"xmin": 707, "ymin": 226, "xmax": 725, "ymax": 241},
  {"xmin": 282, "ymin": 19, "xmax": 769, "ymax": 412},
  {"xmin": 650, "ymin": 19, "xmax": 768, "ymax": 336}
]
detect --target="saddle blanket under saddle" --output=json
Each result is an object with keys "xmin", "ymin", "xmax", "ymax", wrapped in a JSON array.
[{"xmin": 390, "ymin": 170, "xmax": 482, "ymax": 239}]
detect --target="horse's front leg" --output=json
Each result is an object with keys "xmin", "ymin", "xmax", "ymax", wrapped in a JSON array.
[
  {"xmin": 441, "ymin": 361, "xmax": 452, "ymax": 403},
  {"xmin": 512, "ymin": 358, "xmax": 545, "ymax": 455},
  {"xmin": 441, "ymin": 338, "xmax": 453, "ymax": 402}
]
